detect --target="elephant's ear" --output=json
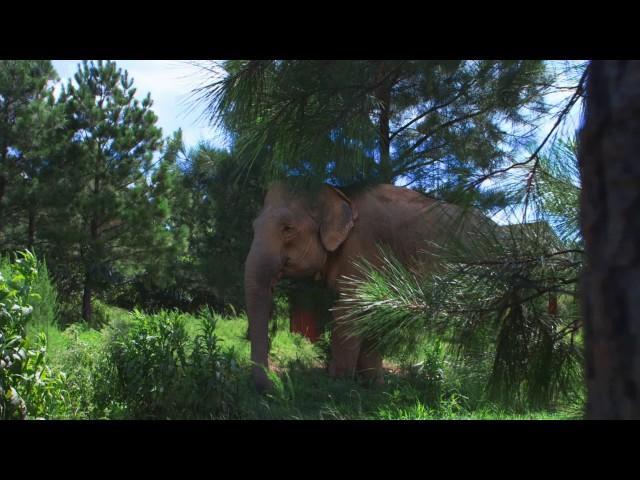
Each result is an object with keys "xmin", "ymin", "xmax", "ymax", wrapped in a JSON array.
[{"xmin": 319, "ymin": 186, "xmax": 358, "ymax": 252}]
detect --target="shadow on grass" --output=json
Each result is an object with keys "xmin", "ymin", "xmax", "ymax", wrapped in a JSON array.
[
  {"xmin": 245, "ymin": 360, "xmax": 583, "ymax": 420},
  {"xmin": 246, "ymin": 361, "xmax": 448, "ymax": 420}
]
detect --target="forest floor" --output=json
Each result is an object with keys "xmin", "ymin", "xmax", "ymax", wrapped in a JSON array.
[{"xmin": 39, "ymin": 305, "xmax": 583, "ymax": 420}]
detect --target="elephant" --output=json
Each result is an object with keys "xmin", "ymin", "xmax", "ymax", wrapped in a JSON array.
[{"xmin": 245, "ymin": 181, "xmax": 494, "ymax": 391}]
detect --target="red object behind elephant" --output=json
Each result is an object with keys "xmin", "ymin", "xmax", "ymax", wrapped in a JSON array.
[{"xmin": 290, "ymin": 308, "xmax": 320, "ymax": 343}]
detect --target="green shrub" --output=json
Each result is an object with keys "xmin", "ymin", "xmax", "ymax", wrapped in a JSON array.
[
  {"xmin": 0, "ymin": 251, "xmax": 67, "ymax": 419},
  {"xmin": 91, "ymin": 299, "xmax": 113, "ymax": 330},
  {"xmin": 95, "ymin": 308, "xmax": 243, "ymax": 419}
]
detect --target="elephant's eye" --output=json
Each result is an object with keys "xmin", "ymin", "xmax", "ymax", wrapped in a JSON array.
[{"xmin": 282, "ymin": 224, "xmax": 296, "ymax": 237}]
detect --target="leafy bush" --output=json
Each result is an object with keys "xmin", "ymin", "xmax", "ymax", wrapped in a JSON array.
[
  {"xmin": 0, "ymin": 251, "xmax": 66, "ymax": 419},
  {"xmin": 95, "ymin": 308, "xmax": 243, "ymax": 419}
]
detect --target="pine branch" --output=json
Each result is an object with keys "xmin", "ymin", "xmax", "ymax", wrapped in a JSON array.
[
  {"xmin": 464, "ymin": 66, "xmax": 588, "ymax": 196},
  {"xmin": 389, "ymin": 77, "xmax": 476, "ymax": 141}
]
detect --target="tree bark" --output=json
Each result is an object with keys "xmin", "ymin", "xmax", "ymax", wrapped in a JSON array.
[
  {"xmin": 375, "ymin": 61, "xmax": 393, "ymax": 183},
  {"xmin": 27, "ymin": 207, "xmax": 35, "ymax": 250},
  {"xmin": 578, "ymin": 60, "xmax": 640, "ymax": 419},
  {"xmin": 82, "ymin": 215, "xmax": 99, "ymax": 323},
  {"xmin": 82, "ymin": 157, "xmax": 101, "ymax": 323},
  {"xmin": 0, "ymin": 137, "xmax": 7, "ymax": 234},
  {"xmin": 0, "ymin": 174, "xmax": 5, "ymax": 232},
  {"xmin": 82, "ymin": 281, "xmax": 93, "ymax": 323}
]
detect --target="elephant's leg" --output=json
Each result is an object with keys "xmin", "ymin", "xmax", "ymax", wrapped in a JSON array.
[
  {"xmin": 357, "ymin": 343, "xmax": 384, "ymax": 385},
  {"xmin": 328, "ymin": 316, "xmax": 361, "ymax": 379}
]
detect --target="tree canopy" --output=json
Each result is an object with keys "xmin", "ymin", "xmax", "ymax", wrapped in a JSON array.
[{"xmin": 196, "ymin": 60, "xmax": 560, "ymax": 211}]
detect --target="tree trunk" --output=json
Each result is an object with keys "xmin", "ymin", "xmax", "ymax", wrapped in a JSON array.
[
  {"xmin": 82, "ymin": 281, "xmax": 93, "ymax": 323},
  {"xmin": 82, "ymin": 217, "xmax": 99, "ymax": 323},
  {"xmin": 0, "ymin": 175, "xmax": 5, "ymax": 207},
  {"xmin": 578, "ymin": 60, "xmax": 640, "ymax": 419},
  {"xmin": 0, "ymin": 174, "xmax": 5, "ymax": 233},
  {"xmin": 82, "ymin": 166, "xmax": 101, "ymax": 324},
  {"xmin": 0, "ymin": 136, "xmax": 7, "ymax": 234},
  {"xmin": 27, "ymin": 207, "xmax": 35, "ymax": 250},
  {"xmin": 375, "ymin": 61, "xmax": 393, "ymax": 183}
]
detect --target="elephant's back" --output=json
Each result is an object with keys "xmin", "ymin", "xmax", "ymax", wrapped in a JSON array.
[
  {"xmin": 360, "ymin": 184, "xmax": 448, "ymax": 230},
  {"xmin": 353, "ymin": 184, "xmax": 491, "ymax": 265},
  {"xmin": 362, "ymin": 184, "xmax": 436, "ymax": 206}
]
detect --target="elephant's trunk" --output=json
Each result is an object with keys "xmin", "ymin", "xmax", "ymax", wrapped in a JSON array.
[{"xmin": 244, "ymin": 241, "xmax": 283, "ymax": 392}]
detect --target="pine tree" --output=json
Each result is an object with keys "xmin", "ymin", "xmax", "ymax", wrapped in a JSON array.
[
  {"xmin": 55, "ymin": 60, "xmax": 163, "ymax": 322},
  {"xmin": 123, "ymin": 129, "xmax": 191, "ymax": 308},
  {"xmin": 0, "ymin": 60, "xmax": 58, "ymax": 242},
  {"xmin": 170, "ymin": 141, "xmax": 266, "ymax": 310},
  {"xmin": 196, "ymin": 60, "xmax": 553, "ymax": 209}
]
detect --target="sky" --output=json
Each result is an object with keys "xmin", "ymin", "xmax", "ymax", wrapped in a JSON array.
[{"xmin": 51, "ymin": 60, "xmax": 228, "ymax": 149}]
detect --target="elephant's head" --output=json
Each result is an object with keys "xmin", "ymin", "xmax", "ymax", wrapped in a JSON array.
[{"xmin": 244, "ymin": 182, "xmax": 358, "ymax": 391}]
